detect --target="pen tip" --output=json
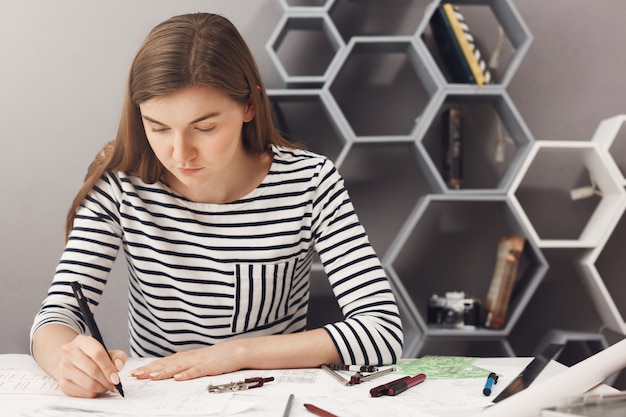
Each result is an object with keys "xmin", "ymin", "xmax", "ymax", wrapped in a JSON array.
[{"xmin": 117, "ymin": 385, "xmax": 125, "ymax": 398}]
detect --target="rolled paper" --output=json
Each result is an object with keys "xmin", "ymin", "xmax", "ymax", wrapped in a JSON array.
[{"xmin": 480, "ymin": 338, "xmax": 626, "ymax": 417}]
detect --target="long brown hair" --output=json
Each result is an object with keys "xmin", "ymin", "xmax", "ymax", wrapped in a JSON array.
[{"xmin": 65, "ymin": 13, "xmax": 295, "ymax": 240}]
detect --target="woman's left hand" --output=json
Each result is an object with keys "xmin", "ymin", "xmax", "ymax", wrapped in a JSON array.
[
  {"xmin": 129, "ymin": 329, "xmax": 339, "ymax": 382},
  {"xmin": 129, "ymin": 342, "xmax": 243, "ymax": 381}
]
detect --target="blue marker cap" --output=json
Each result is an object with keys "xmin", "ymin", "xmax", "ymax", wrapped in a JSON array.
[{"xmin": 483, "ymin": 372, "xmax": 498, "ymax": 396}]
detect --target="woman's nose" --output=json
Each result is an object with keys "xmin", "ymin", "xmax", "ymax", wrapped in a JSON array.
[{"xmin": 172, "ymin": 133, "xmax": 196, "ymax": 162}]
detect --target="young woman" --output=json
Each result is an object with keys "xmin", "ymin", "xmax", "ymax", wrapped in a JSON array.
[{"xmin": 30, "ymin": 12, "xmax": 403, "ymax": 398}]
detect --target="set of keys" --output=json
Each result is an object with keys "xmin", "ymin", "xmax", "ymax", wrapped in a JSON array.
[{"xmin": 207, "ymin": 376, "xmax": 275, "ymax": 393}]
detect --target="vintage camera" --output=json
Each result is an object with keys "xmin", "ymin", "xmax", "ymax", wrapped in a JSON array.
[{"xmin": 427, "ymin": 291, "xmax": 481, "ymax": 329}]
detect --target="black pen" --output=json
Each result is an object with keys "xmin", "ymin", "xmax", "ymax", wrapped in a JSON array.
[{"xmin": 71, "ymin": 281, "xmax": 125, "ymax": 397}]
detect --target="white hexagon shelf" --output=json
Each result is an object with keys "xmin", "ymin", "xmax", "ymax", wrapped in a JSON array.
[
  {"xmin": 266, "ymin": 12, "xmax": 344, "ymax": 88},
  {"xmin": 579, "ymin": 205, "xmax": 626, "ymax": 335},
  {"xmin": 590, "ymin": 114, "xmax": 626, "ymax": 186},
  {"xmin": 508, "ymin": 139, "xmax": 626, "ymax": 248},
  {"xmin": 579, "ymin": 117, "xmax": 626, "ymax": 334}
]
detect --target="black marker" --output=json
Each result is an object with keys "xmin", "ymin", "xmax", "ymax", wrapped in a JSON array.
[
  {"xmin": 71, "ymin": 281, "xmax": 125, "ymax": 397},
  {"xmin": 483, "ymin": 372, "xmax": 498, "ymax": 396}
]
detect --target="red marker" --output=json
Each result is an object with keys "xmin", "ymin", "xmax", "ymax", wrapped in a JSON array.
[
  {"xmin": 387, "ymin": 373, "xmax": 426, "ymax": 396},
  {"xmin": 369, "ymin": 375, "xmax": 411, "ymax": 397},
  {"xmin": 304, "ymin": 403, "xmax": 339, "ymax": 417}
]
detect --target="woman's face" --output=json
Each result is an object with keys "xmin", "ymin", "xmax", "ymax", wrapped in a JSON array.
[{"xmin": 139, "ymin": 85, "xmax": 255, "ymax": 200}]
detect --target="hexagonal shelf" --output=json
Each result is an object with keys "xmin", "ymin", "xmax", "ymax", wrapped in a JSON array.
[
  {"xmin": 268, "ymin": 88, "xmax": 349, "ymax": 163},
  {"xmin": 340, "ymin": 141, "xmax": 433, "ymax": 254},
  {"xmin": 417, "ymin": 89, "xmax": 534, "ymax": 193},
  {"xmin": 590, "ymin": 114, "xmax": 626, "ymax": 186},
  {"xmin": 579, "ymin": 204, "xmax": 626, "ymax": 335},
  {"xmin": 277, "ymin": 0, "xmax": 332, "ymax": 12},
  {"xmin": 324, "ymin": 36, "xmax": 442, "ymax": 141},
  {"xmin": 328, "ymin": 0, "xmax": 433, "ymax": 41},
  {"xmin": 418, "ymin": 337, "xmax": 515, "ymax": 357},
  {"xmin": 509, "ymin": 140, "xmax": 626, "ymax": 248},
  {"xmin": 384, "ymin": 194, "xmax": 548, "ymax": 356},
  {"xmin": 266, "ymin": 13, "xmax": 344, "ymax": 88},
  {"xmin": 420, "ymin": 0, "xmax": 532, "ymax": 87}
]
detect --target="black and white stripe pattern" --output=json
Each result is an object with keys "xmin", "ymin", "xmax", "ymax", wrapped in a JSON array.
[{"xmin": 31, "ymin": 146, "xmax": 403, "ymax": 365}]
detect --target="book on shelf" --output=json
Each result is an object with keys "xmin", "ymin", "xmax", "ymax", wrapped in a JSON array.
[
  {"xmin": 429, "ymin": 3, "xmax": 492, "ymax": 85},
  {"xmin": 442, "ymin": 107, "xmax": 463, "ymax": 189},
  {"xmin": 483, "ymin": 235, "xmax": 525, "ymax": 330}
]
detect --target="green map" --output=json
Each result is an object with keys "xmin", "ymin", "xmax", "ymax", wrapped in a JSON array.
[{"xmin": 394, "ymin": 356, "xmax": 491, "ymax": 380}]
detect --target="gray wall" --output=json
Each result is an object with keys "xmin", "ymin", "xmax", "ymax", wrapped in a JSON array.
[
  {"xmin": 0, "ymin": 0, "xmax": 284, "ymax": 354},
  {"xmin": 1, "ymin": 0, "xmax": 625, "ymax": 364}
]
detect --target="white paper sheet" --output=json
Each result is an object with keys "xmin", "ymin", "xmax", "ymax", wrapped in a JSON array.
[
  {"xmin": 0, "ymin": 355, "xmax": 526, "ymax": 417},
  {"xmin": 479, "ymin": 338, "xmax": 626, "ymax": 417}
]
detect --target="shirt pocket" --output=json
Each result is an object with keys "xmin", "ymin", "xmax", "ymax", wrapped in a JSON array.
[{"xmin": 231, "ymin": 259, "xmax": 299, "ymax": 333}]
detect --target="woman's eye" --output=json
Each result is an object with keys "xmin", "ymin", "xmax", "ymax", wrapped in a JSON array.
[
  {"xmin": 150, "ymin": 126, "xmax": 169, "ymax": 133},
  {"xmin": 196, "ymin": 127, "xmax": 215, "ymax": 133}
]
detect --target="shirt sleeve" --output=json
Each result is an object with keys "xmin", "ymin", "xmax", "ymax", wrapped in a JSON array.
[
  {"xmin": 311, "ymin": 159, "xmax": 404, "ymax": 365},
  {"xmin": 30, "ymin": 173, "xmax": 123, "ymax": 350}
]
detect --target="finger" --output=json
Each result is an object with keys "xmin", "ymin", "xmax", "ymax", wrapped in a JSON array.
[
  {"xmin": 130, "ymin": 357, "xmax": 186, "ymax": 380},
  {"xmin": 77, "ymin": 336, "xmax": 121, "ymax": 391},
  {"xmin": 57, "ymin": 354, "xmax": 112, "ymax": 397},
  {"xmin": 58, "ymin": 379, "xmax": 100, "ymax": 398},
  {"xmin": 59, "ymin": 335, "xmax": 115, "ymax": 396},
  {"xmin": 173, "ymin": 365, "xmax": 206, "ymax": 381},
  {"xmin": 109, "ymin": 349, "xmax": 128, "ymax": 372},
  {"xmin": 66, "ymin": 364, "xmax": 113, "ymax": 397}
]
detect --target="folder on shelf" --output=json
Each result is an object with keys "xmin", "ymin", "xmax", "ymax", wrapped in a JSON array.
[
  {"xmin": 483, "ymin": 235, "xmax": 525, "ymax": 330},
  {"xmin": 429, "ymin": 4, "xmax": 475, "ymax": 84},
  {"xmin": 430, "ymin": 3, "xmax": 492, "ymax": 85}
]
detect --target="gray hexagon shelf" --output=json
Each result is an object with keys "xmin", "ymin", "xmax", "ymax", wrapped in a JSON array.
[
  {"xmin": 266, "ymin": 12, "xmax": 344, "ymax": 88},
  {"xmin": 277, "ymin": 0, "xmax": 332, "ymax": 12},
  {"xmin": 266, "ymin": 0, "xmax": 626, "ymax": 361},
  {"xmin": 328, "ymin": 0, "xmax": 433, "ymax": 41},
  {"xmin": 268, "ymin": 88, "xmax": 349, "ymax": 164},
  {"xmin": 324, "ymin": 36, "xmax": 442, "ymax": 142},
  {"xmin": 416, "ymin": 89, "xmax": 534, "ymax": 193},
  {"xmin": 383, "ymin": 194, "xmax": 548, "ymax": 357},
  {"xmin": 340, "ymin": 141, "xmax": 434, "ymax": 253},
  {"xmin": 420, "ymin": 0, "xmax": 532, "ymax": 87}
]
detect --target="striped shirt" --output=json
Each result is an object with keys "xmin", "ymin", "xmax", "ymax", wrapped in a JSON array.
[{"xmin": 31, "ymin": 146, "xmax": 403, "ymax": 365}]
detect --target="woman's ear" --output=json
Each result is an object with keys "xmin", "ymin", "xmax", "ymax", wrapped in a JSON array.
[
  {"xmin": 243, "ymin": 90, "xmax": 258, "ymax": 123},
  {"xmin": 243, "ymin": 95, "xmax": 256, "ymax": 122}
]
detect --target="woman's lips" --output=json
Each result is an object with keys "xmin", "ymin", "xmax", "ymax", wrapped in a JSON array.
[{"xmin": 177, "ymin": 167, "xmax": 203, "ymax": 175}]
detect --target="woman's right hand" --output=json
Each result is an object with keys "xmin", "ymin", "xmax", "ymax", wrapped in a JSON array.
[{"xmin": 54, "ymin": 334, "xmax": 127, "ymax": 398}]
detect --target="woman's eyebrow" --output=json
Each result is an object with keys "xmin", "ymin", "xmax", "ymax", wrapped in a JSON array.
[
  {"xmin": 141, "ymin": 114, "xmax": 167, "ymax": 125},
  {"xmin": 141, "ymin": 112, "xmax": 220, "ymax": 127}
]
